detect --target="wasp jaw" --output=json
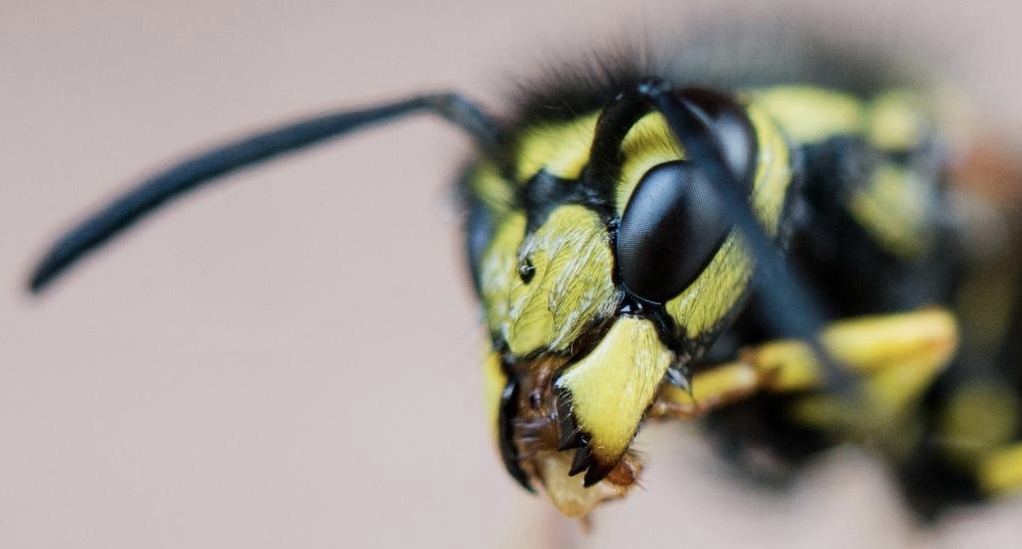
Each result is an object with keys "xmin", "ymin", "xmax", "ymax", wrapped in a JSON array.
[{"xmin": 534, "ymin": 449, "xmax": 642, "ymax": 517}]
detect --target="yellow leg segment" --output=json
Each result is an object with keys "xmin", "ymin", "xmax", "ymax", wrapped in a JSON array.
[{"xmin": 653, "ymin": 308, "xmax": 959, "ymax": 436}]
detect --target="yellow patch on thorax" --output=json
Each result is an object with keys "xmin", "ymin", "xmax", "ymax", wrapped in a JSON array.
[
  {"xmin": 867, "ymin": 91, "xmax": 930, "ymax": 151},
  {"xmin": 848, "ymin": 163, "xmax": 935, "ymax": 258},
  {"xmin": 752, "ymin": 86, "xmax": 865, "ymax": 144}
]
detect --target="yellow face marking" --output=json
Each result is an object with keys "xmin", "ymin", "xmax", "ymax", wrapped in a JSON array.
[
  {"xmin": 479, "ymin": 205, "xmax": 619, "ymax": 357},
  {"xmin": 554, "ymin": 316, "xmax": 674, "ymax": 464},
  {"xmin": 467, "ymin": 161, "xmax": 515, "ymax": 216},
  {"xmin": 615, "ymin": 113, "xmax": 685, "ymax": 214},
  {"xmin": 515, "ymin": 112, "xmax": 600, "ymax": 181},
  {"xmin": 752, "ymin": 86, "xmax": 865, "ymax": 145},
  {"xmin": 664, "ymin": 234, "xmax": 752, "ymax": 338},
  {"xmin": 479, "ymin": 212, "xmax": 527, "ymax": 343},
  {"xmin": 664, "ymin": 101, "xmax": 793, "ymax": 338}
]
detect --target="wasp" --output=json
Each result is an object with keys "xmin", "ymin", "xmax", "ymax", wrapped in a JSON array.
[{"xmin": 26, "ymin": 24, "xmax": 1022, "ymax": 523}]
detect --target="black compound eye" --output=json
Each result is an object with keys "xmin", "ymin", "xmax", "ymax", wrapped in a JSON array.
[{"xmin": 615, "ymin": 161, "xmax": 731, "ymax": 303}]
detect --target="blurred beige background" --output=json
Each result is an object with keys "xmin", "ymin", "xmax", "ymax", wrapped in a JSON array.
[{"xmin": 2, "ymin": 1, "xmax": 1021, "ymax": 548}]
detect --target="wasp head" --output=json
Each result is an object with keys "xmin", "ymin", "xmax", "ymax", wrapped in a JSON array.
[{"xmin": 465, "ymin": 85, "xmax": 795, "ymax": 516}]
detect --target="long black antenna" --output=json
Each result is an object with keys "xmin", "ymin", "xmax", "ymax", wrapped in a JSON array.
[
  {"xmin": 634, "ymin": 78, "xmax": 850, "ymax": 389},
  {"xmin": 28, "ymin": 93, "xmax": 501, "ymax": 293}
]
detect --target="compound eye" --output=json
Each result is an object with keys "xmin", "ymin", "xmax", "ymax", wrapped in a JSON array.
[{"xmin": 615, "ymin": 161, "xmax": 730, "ymax": 303}]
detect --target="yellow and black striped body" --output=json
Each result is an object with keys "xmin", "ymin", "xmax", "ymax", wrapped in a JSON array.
[
  {"xmin": 25, "ymin": 18, "xmax": 1022, "ymax": 530},
  {"xmin": 461, "ymin": 39, "xmax": 1022, "ymax": 518}
]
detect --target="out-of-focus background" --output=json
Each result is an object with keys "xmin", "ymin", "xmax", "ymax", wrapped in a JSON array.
[{"xmin": 2, "ymin": 0, "xmax": 1020, "ymax": 547}]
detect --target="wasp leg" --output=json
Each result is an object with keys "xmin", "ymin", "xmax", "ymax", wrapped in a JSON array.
[
  {"xmin": 651, "ymin": 362, "xmax": 765, "ymax": 419},
  {"xmin": 652, "ymin": 308, "xmax": 959, "ymax": 436}
]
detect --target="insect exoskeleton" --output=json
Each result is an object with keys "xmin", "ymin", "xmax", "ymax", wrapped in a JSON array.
[
  {"xmin": 27, "ymin": 29, "xmax": 1022, "ymax": 523},
  {"xmin": 467, "ymin": 85, "xmax": 798, "ymax": 516},
  {"xmin": 461, "ymin": 41, "xmax": 1021, "ymax": 518}
]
